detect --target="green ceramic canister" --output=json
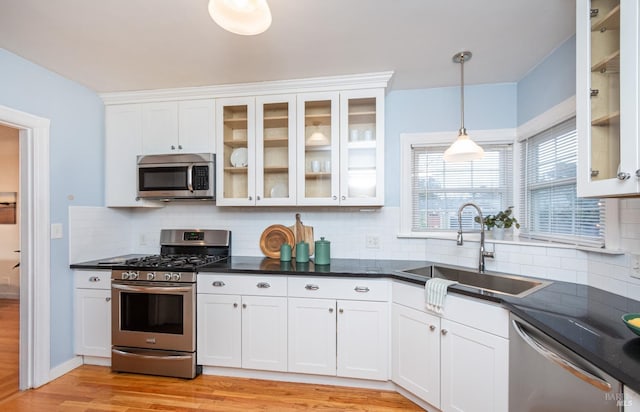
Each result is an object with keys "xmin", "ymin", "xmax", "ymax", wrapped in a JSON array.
[{"xmin": 314, "ymin": 237, "xmax": 330, "ymax": 265}]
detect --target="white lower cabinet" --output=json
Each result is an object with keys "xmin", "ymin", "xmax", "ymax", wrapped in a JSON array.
[
  {"xmin": 625, "ymin": 386, "xmax": 640, "ymax": 411},
  {"xmin": 391, "ymin": 281, "xmax": 509, "ymax": 412},
  {"xmin": 197, "ymin": 274, "xmax": 288, "ymax": 372},
  {"xmin": 440, "ymin": 318, "xmax": 509, "ymax": 412},
  {"xmin": 288, "ymin": 297, "xmax": 388, "ymax": 380},
  {"xmin": 391, "ymin": 303, "xmax": 441, "ymax": 407},
  {"xmin": 74, "ymin": 270, "xmax": 111, "ymax": 358}
]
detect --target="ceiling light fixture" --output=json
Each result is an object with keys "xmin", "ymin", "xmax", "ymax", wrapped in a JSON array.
[
  {"xmin": 208, "ymin": 0, "xmax": 272, "ymax": 36},
  {"xmin": 443, "ymin": 51, "xmax": 484, "ymax": 162}
]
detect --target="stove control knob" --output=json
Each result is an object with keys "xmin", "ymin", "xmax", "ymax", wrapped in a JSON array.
[
  {"xmin": 172, "ymin": 273, "xmax": 181, "ymax": 281},
  {"xmin": 147, "ymin": 272, "xmax": 156, "ymax": 281},
  {"xmin": 164, "ymin": 273, "xmax": 172, "ymax": 281},
  {"xmin": 129, "ymin": 272, "xmax": 139, "ymax": 280},
  {"xmin": 121, "ymin": 272, "xmax": 130, "ymax": 280}
]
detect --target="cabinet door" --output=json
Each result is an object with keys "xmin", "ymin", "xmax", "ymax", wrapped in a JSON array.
[
  {"xmin": 196, "ymin": 294, "xmax": 241, "ymax": 367},
  {"xmin": 216, "ymin": 97, "xmax": 256, "ymax": 205},
  {"xmin": 296, "ymin": 92, "xmax": 340, "ymax": 205},
  {"xmin": 105, "ymin": 104, "xmax": 156, "ymax": 207},
  {"xmin": 440, "ymin": 319, "xmax": 508, "ymax": 412},
  {"xmin": 391, "ymin": 304, "xmax": 441, "ymax": 407},
  {"xmin": 241, "ymin": 295, "xmax": 287, "ymax": 372},
  {"xmin": 288, "ymin": 297, "xmax": 337, "ymax": 376},
  {"xmin": 340, "ymin": 89, "xmax": 385, "ymax": 206},
  {"xmin": 142, "ymin": 102, "xmax": 179, "ymax": 155},
  {"xmin": 74, "ymin": 288, "xmax": 111, "ymax": 357},
  {"xmin": 255, "ymin": 94, "xmax": 297, "ymax": 205},
  {"xmin": 577, "ymin": 0, "xmax": 640, "ymax": 196},
  {"xmin": 178, "ymin": 99, "xmax": 215, "ymax": 154},
  {"xmin": 337, "ymin": 300, "xmax": 389, "ymax": 381}
]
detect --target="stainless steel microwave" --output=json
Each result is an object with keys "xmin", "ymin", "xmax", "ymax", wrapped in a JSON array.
[{"xmin": 136, "ymin": 153, "xmax": 215, "ymax": 200}]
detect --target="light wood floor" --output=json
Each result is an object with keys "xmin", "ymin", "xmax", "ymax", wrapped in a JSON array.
[
  {"xmin": 0, "ymin": 299, "xmax": 19, "ymax": 401},
  {"xmin": 0, "ymin": 296, "xmax": 422, "ymax": 411}
]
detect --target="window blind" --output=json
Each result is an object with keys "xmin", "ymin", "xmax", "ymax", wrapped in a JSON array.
[
  {"xmin": 411, "ymin": 144, "xmax": 513, "ymax": 232},
  {"xmin": 519, "ymin": 117, "xmax": 604, "ymax": 247}
]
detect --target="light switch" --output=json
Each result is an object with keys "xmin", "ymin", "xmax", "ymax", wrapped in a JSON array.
[{"xmin": 51, "ymin": 223, "xmax": 63, "ymax": 239}]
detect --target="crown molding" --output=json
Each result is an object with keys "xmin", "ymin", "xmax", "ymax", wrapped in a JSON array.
[{"xmin": 100, "ymin": 71, "xmax": 394, "ymax": 105}]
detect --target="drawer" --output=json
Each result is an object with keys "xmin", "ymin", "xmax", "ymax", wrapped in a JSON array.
[
  {"xmin": 198, "ymin": 273, "xmax": 287, "ymax": 296},
  {"xmin": 392, "ymin": 280, "xmax": 508, "ymax": 338},
  {"xmin": 288, "ymin": 277, "xmax": 389, "ymax": 301},
  {"xmin": 73, "ymin": 270, "xmax": 111, "ymax": 290}
]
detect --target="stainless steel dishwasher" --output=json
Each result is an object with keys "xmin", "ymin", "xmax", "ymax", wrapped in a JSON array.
[{"xmin": 510, "ymin": 313, "xmax": 622, "ymax": 412}]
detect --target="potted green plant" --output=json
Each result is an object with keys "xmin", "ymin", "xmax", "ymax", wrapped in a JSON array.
[{"xmin": 474, "ymin": 206, "xmax": 520, "ymax": 240}]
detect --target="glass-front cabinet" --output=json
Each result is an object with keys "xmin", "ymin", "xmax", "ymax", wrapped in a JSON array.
[
  {"xmin": 577, "ymin": 0, "xmax": 640, "ymax": 197},
  {"xmin": 340, "ymin": 89, "xmax": 385, "ymax": 206},
  {"xmin": 216, "ymin": 97, "xmax": 256, "ymax": 206},
  {"xmin": 255, "ymin": 95, "xmax": 296, "ymax": 205},
  {"xmin": 296, "ymin": 92, "xmax": 340, "ymax": 205}
]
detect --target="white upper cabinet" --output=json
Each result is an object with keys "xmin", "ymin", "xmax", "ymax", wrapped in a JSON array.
[
  {"xmin": 142, "ymin": 99, "xmax": 215, "ymax": 155},
  {"xmin": 340, "ymin": 89, "xmax": 385, "ymax": 206},
  {"xmin": 577, "ymin": 0, "xmax": 640, "ymax": 197},
  {"xmin": 216, "ymin": 97, "xmax": 257, "ymax": 206},
  {"xmin": 297, "ymin": 92, "xmax": 341, "ymax": 205}
]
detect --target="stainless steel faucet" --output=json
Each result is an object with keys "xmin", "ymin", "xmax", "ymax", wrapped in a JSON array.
[{"xmin": 457, "ymin": 202, "xmax": 494, "ymax": 273}]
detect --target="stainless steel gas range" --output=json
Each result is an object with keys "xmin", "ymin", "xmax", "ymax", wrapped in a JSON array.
[{"xmin": 110, "ymin": 229, "xmax": 230, "ymax": 379}]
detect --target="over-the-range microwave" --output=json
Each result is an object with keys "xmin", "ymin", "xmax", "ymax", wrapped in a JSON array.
[{"xmin": 136, "ymin": 153, "xmax": 215, "ymax": 200}]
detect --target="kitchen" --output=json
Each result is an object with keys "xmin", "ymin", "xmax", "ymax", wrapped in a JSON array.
[{"xmin": 2, "ymin": 0, "xmax": 640, "ymax": 410}]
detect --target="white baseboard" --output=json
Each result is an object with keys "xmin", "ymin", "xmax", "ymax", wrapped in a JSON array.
[
  {"xmin": 201, "ymin": 366, "xmax": 394, "ymax": 391},
  {"xmin": 82, "ymin": 356, "xmax": 111, "ymax": 367},
  {"xmin": 47, "ymin": 356, "xmax": 83, "ymax": 384}
]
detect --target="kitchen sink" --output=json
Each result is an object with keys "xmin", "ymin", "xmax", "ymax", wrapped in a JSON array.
[{"xmin": 400, "ymin": 265, "xmax": 551, "ymax": 298}]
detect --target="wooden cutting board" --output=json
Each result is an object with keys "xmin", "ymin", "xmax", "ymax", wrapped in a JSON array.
[{"xmin": 289, "ymin": 213, "xmax": 314, "ymax": 257}]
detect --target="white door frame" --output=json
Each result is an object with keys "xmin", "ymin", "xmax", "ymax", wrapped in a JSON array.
[{"xmin": 0, "ymin": 105, "xmax": 51, "ymax": 389}]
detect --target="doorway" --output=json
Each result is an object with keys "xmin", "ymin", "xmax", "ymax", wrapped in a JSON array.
[
  {"xmin": 0, "ymin": 124, "xmax": 20, "ymax": 399},
  {"xmin": 0, "ymin": 105, "xmax": 51, "ymax": 392}
]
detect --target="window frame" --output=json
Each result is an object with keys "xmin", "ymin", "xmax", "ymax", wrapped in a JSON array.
[{"xmin": 399, "ymin": 128, "xmax": 517, "ymax": 237}]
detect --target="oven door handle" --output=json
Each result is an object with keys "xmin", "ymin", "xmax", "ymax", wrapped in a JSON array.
[{"xmin": 112, "ymin": 283, "xmax": 193, "ymax": 294}]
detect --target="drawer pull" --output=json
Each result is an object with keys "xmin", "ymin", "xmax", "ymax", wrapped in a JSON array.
[
  {"xmin": 354, "ymin": 286, "xmax": 370, "ymax": 293},
  {"xmin": 233, "ymin": 303, "xmax": 238, "ymax": 308},
  {"xmin": 212, "ymin": 281, "xmax": 225, "ymax": 287},
  {"xmin": 305, "ymin": 284, "xmax": 319, "ymax": 290},
  {"xmin": 429, "ymin": 325, "xmax": 436, "ymax": 331},
  {"xmin": 257, "ymin": 282, "xmax": 271, "ymax": 289},
  {"xmin": 89, "ymin": 276, "xmax": 101, "ymax": 282},
  {"xmin": 329, "ymin": 307, "xmax": 334, "ymax": 313},
  {"xmin": 105, "ymin": 297, "xmax": 111, "ymax": 302},
  {"xmin": 339, "ymin": 308, "xmax": 344, "ymax": 314}
]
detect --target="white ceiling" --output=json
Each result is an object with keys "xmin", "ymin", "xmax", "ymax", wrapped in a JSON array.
[{"xmin": 0, "ymin": 0, "xmax": 576, "ymax": 93}]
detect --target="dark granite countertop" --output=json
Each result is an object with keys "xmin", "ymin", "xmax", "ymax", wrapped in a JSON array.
[{"xmin": 70, "ymin": 254, "xmax": 640, "ymax": 393}]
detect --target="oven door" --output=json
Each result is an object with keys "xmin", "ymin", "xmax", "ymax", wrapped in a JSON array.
[{"xmin": 111, "ymin": 281, "xmax": 195, "ymax": 352}]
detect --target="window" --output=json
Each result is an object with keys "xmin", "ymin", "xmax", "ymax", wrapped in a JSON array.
[
  {"xmin": 520, "ymin": 117, "xmax": 604, "ymax": 247},
  {"xmin": 411, "ymin": 144, "xmax": 513, "ymax": 231}
]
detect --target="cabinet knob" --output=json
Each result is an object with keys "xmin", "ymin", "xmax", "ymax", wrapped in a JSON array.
[
  {"xmin": 617, "ymin": 172, "xmax": 631, "ymax": 180},
  {"xmin": 441, "ymin": 329, "xmax": 448, "ymax": 336},
  {"xmin": 341, "ymin": 195, "xmax": 346, "ymax": 200},
  {"xmin": 332, "ymin": 195, "xmax": 337, "ymax": 200},
  {"xmin": 233, "ymin": 303, "xmax": 238, "ymax": 308},
  {"xmin": 248, "ymin": 196, "xmax": 253, "ymax": 201},
  {"xmin": 329, "ymin": 307, "xmax": 334, "ymax": 313},
  {"xmin": 635, "ymin": 170, "xmax": 640, "ymax": 178},
  {"xmin": 339, "ymin": 308, "xmax": 344, "ymax": 314},
  {"xmin": 256, "ymin": 195, "xmax": 261, "ymax": 201},
  {"xmin": 242, "ymin": 303, "xmax": 247, "ymax": 309},
  {"xmin": 178, "ymin": 145, "xmax": 183, "ymax": 150},
  {"xmin": 171, "ymin": 145, "xmax": 176, "ymax": 150},
  {"xmin": 429, "ymin": 325, "xmax": 436, "ymax": 331},
  {"xmin": 105, "ymin": 297, "xmax": 111, "ymax": 302}
]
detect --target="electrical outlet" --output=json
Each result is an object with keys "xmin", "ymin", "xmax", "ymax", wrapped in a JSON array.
[
  {"xmin": 366, "ymin": 235, "xmax": 380, "ymax": 249},
  {"xmin": 51, "ymin": 223, "xmax": 63, "ymax": 239},
  {"xmin": 631, "ymin": 254, "xmax": 640, "ymax": 279}
]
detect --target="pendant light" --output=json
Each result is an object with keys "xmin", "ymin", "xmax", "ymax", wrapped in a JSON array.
[
  {"xmin": 443, "ymin": 51, "xmax": 484, "ymax": 162},
  {"xmin": 208, "ymin": 0, "xmax": 272, "ymax": 36}
]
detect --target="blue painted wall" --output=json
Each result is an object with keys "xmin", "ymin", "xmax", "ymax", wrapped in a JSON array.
[
  {"xmin": 517, "ymin": 35, "xmax": 576, "ymax": 124},
  {"xmin": 0, "ymin": 48, "xmax": 104, "ymax": 368},
  {"xmin": 385, "ymin": 83, "xmax": 518, "ymax": 206}
]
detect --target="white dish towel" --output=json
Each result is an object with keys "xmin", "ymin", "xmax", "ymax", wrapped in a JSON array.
[{"xmin": 425, "ymin": 278, "xmax": 459, "ymax": 314}]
